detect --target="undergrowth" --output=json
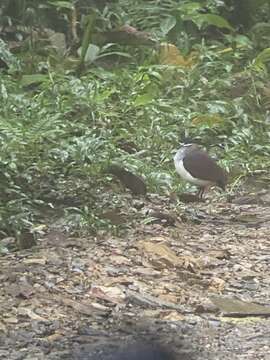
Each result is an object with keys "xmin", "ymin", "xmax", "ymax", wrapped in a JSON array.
[{"xmin": 0, "ymin": 0, "xmax": 270, "ymax": 241}]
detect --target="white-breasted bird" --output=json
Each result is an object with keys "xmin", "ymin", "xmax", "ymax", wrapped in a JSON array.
[{"xmin": 174, "ymin": 143, "xmax": 227, "ymax": 198}]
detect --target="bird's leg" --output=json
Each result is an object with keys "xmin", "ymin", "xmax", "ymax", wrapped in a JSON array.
[
  {"xmin": 197, "ymin": 187, "xmax": 204, "ymax": 199},
  {"xmin": 196, "ymin": 188, "xmax": 201, "ymax": 198}
]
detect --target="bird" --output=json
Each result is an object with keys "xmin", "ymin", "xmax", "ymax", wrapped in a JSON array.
[
  {"xmin": 174, "ymin": 143, "xmax": 227, "ymax": 199},
  {"xmin": 107, "ymin": 164, "xmax": 147, "ymax": 195}
]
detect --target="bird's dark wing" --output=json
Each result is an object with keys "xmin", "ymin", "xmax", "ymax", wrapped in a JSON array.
[{"xmin": 183, "ymin": 149, "xmax": 226, "ymax": 187}]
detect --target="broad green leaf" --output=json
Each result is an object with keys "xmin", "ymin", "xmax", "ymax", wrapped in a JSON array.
[
  {"xmin": 192, "ymin": 114, "xmax": 225, "ymax": 128},
  {"xmin": 251, "ymin": 22, "xmax": 270, "ymax": 34},
  {"xmin": 88, "ymin": 68, "xmax": 115, "ymax": 80},
  {"xmin": 80, "ymin": 44, "xmax": 100, "ymax": 64},
  {"xmin": 94, "ymin": 88, "xmax": 116, "ymax": 103},
  {"xmin": 80, "ymin": 12, "xmax": 97, "ymax": 64},
  {"xmin": 78, "ymin": 42, "xmax": 131, "ymax": 64},
  {"xmin": 196, "ymin": 14, "xmax": 234, "ymax": 31},
  {"xmin": 180, "ymin": 2, "xmax": 202, "ymax": 15},
  {"xmin": 1, "ymin": 84, "xmax": 8, "ymax": 100},
  {"xmin": 160, "ymin": 16, "xmax": 177, "ymax": 35},
  {"xmin": 0, "ymin": 243, "xmax": 9, "ymax": 255},
  {"xmin": 97, "ymin": 51, "xmax": 131, "ymax": 60},
  {"xmin": 20, "ymin": 74, "xmax": 48, "ymax": 87},
  {"xmin": 254, "ymin": 48, "xmax": 270, "ymax": 66},
  {"xmin": 134, "ymin": 93, "xmax": 155, "ymax": 106},
  {"xmin": 47, "ymin": 1, "xmax": 74, "ymax": 9},
  {"xmin": 0, "ymin": 38, "xmax": 21, "ymax": 72},
  {"xmin": 234, "ymin": 35, "xmax": 252, "ymax": 47}
]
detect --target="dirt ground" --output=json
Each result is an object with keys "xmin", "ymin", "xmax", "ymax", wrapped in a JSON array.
[{"xmin": 1, "ymin": 186, "xmax": 270, "ymax": 360}]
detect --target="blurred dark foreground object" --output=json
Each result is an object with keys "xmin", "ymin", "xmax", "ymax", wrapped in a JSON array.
[
  {"xmin": 107, "ymin": 342, "xmax": 176, "ymax": 360},
  {"xmin": 77, "ymin": 341, "xmax": 193, "ymax": 360}
]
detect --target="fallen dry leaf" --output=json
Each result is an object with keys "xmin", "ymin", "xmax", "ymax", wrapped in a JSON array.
[
  {"xmin": 138, "ymin": 240, "xmax": 198, "ymax": 271},
  {"xmin": 110, "ymin": 255, "xmax": 131, "ymax": 265},
  {"xmin": 3, "ymin": 317, "xmax": 18, "ymax": 324},
  {"xmin": 159, "ymin": 43, "xmax": 197, "ymax": 67},
  {"xmin": 0, "ymin": 322, "xmax": 7, "ymax": 333},
  {"xmin": 18, "ymin": 308, "xmax": 47, "ymax": 321},
  {"xmin": 45, "ymin": 333, "xmax": 63, "ymax": 342},
  {"xmin": 157, "ymin": 293, "xmax": 179, "ymax": 304},
  {"xmin": 61, "ymin": 297, "xmax": 111, "ymax": 316},
  {"xmin": 210, "ymin": 296, "xmax": 270, "ymax": 317},
  {"xmin": 23, "ymin": 257, "xmax": 47, "ymax": 265},
  {"xmin": 209, "ymin": 277, "xmax": 226, "ymax": 293},
  {"xmin": 161, "ymin": 310, "xmax": 185, "ymax": 321},
  {"xmin": 90, "ymin": 285, "xmax": 126, "ymax": 304},
  {"xmin": 105, "ymin": 276, "xmax": 134, "ymax": 286},
  {"xmin": 138, "ymin": 240, "xmax": 181, "ymax": 268}
]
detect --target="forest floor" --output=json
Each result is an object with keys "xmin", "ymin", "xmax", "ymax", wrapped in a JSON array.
[{"xmin": 1, "ymin": 180, "xmax": 270, "ymax": 360}]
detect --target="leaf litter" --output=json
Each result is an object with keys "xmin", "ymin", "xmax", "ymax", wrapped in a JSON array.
[{"xmin": 0, "ymin": 188, "xmax": 270, "ymax": 359}]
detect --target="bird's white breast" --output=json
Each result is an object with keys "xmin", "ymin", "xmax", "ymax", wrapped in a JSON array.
[{"xmin": 174, "ymin": 157, "xmax": 211, "ymax": 187}]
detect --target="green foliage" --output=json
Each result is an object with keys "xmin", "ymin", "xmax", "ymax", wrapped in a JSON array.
[
  {"xmin": 253, "ymin": 48, "xmax": 270, "ymax": 70},
  {"xmin": 0, "ymin": 0, "xmax": 270, "ymax": 239},
  {"xmin": 118, "ymin": 0, "xmax": 234, "ymax": 46},
  {"xmin": 78, "ymin": 43, "xmax": 131, "ymax": 65},
  {"xmin": 195, "ymin": 14, "xmax": 233, "ymax": 31},
  {"xmin": 79, "ymin": 11, "xmax": 97, "ymax": 66},
  {"xmin": 0, "ymin": 39, "xmax": 21, "ymax": 73}
]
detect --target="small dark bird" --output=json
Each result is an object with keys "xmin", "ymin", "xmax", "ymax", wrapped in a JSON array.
[
  {"xmin": 107, "ymin": 164, "xmax": 147, "ymax": 195},
  {"xmin": 174, "ymin": 143, "xmax": 227, "ymax": 199}
]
